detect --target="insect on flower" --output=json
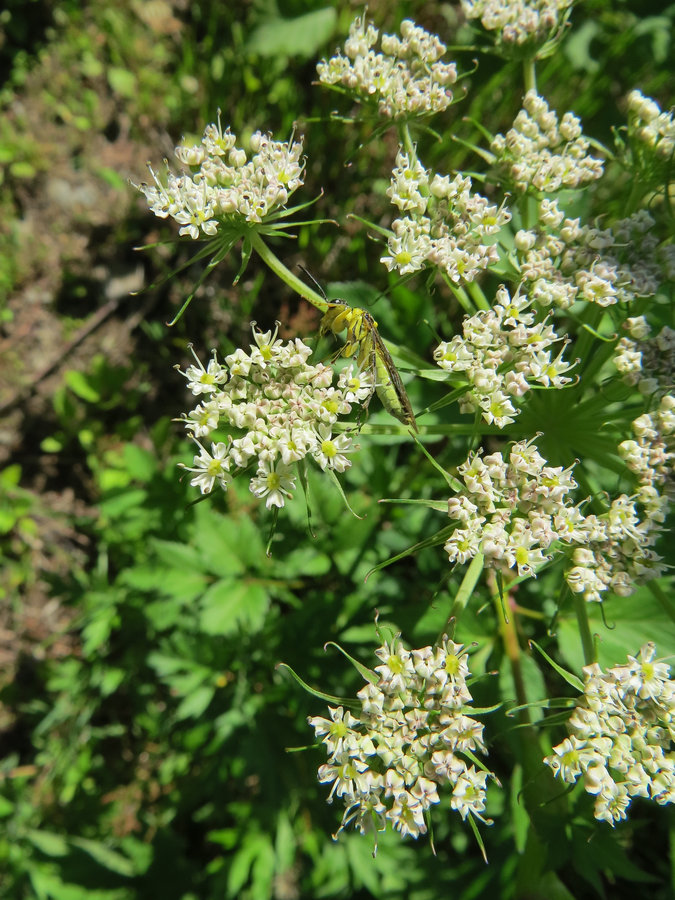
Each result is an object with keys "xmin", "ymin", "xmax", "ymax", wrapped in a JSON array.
[{"xmin": 320, "ymin": 299, "xmax": 418, "ymax": 431}]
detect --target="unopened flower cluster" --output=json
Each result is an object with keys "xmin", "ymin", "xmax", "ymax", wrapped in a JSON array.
[
  {"xmin": 178, "ymin": 326, "xmax": 366, "ymax": 508},
  {"xmin": 434, "ymin": 285, "xmax": 575, "ymax": 427},
  {"xmin": 627, "ymin": 90, "xmax": 675, "ymax": 162},
  {"xmin": 309, "ymin": 636, "xmax": 495, "ymax": 847},
  {"xmin": 381, "ymin": 148, "xmax": 511, "ymax": 283},
  {"xmin": 544, "ymin": 644, "xmax": 674, "ymax": 825},
  {"xmin": 614, "ymin": 319, "xmax": 675, "ymax": 396},
  {"xmin": 317, "ymin": 16, "xmax": 457, "ymax": 119},
  {"xmin": 137, "ymin": 121, "xmax": 304, "ymax": 238},
  {"xmin": 515, "ymin": 200, "xmax": 670, "ymax": 309},
  {"xmin": 491, "ymin": 92, "xmax": 603, "ymax": 192},
  {"xmin": 462, "ymin": 0, "xmax": 573, "ymax": 52}
]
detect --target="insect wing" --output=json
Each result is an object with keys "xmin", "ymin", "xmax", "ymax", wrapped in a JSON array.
[{"xmin": 371, "ymin": 330, "xmax": 418, "ymax": 431}]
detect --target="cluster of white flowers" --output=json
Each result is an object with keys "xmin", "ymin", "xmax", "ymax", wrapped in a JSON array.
[
  {"xmin": 462, "ymin": 0, "xmax": 573, "ymax": 50},
  {"xmin": 136, "ymin": 120, "xmax": 305, "ymax": 238},
  {"xmin": 515, "ymin": 200, "xmax": 670, "ymax": 309},
  {"xmin": 178, "ymin": 325, "xmax": 368, "ymax": 508},
  {"xmin": 544, "ymin": 644, "xmax": 674, "ymax": 825},
  {"xmin": 317, "ymin": 16, "xmax": 457, "ymax": 119},
  {"xmin": 614, "ymin": 319, "xmax": 675, "ymax": 396},
  {"xmin": 619, "ymin": 395, "xmax": 674, "ymax": 510},
  {"xmin": 443, "ymin": 434, "xmax": 670, "ymax": 599},
  {"xmin": 491, "ymin": 92, "xmax": 603, "ymax": 192},
  {"xmin": 627, "ymin": 90, "xmax": 675, "ymax": 162},
  {"xmin": 443, "ymin": 439, "xmax": 583, "ymax": 576},
  {"xmin": 381, "ymin": 148, "xmax": 511, "ymax": 283},
  {"xmin": 565, "ymin": 396, "xmax": 673, "ymax": 601},
  {"xmin": 434, "ymin": 285, "xmax": 575, "ymax": 427},
  {"xmin": 309, "ymin": 635, "xmax": 495, "ymax": 848}
]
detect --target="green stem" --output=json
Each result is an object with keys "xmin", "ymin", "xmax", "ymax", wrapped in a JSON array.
[
  {"xmin": 490, "ymin": 572, "xmax": 568, "ymax": 896},
  {"xmin": 248, "ymin": 230, "xmax": 329, "ymax": 313},
  {"xmin": 447, "ymin": 552, "xmax": 485, "ymax": 626},
  {"xmin": 400, "ymin": 121, "xmax": 416, "ymax": 160},
  {"xmin": 465, "ymin": 279, "xmax": 491, "ymax": 312},
  {"xmin": 573, "ymin": 591, "xmax": 596, "ymax": 665},
  {"xmin": 523, "ymin": 58, "xmax": 537, "ymax": 94}
]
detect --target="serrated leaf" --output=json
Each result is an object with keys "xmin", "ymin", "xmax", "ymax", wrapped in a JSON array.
[{"xmin": 198, "ymin": 580, "xmax": 269, "ymax": 636}]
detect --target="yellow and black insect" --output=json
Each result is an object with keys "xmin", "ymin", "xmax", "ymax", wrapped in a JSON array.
[{"xmin": 320, "ymin": 299, "xmax": 418, "ymax": 432}]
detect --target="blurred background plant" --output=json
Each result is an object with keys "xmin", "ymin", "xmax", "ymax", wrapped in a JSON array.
[{"xmin": 0, "ymin": 1, "xmax": 673, "ymax": 898}]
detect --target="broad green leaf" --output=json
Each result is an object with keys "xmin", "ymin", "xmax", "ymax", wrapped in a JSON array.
[
  {"xmin": 247, "ymin": 8, "xmax": 337, "ymax": 59},
  {"xmin": 198, "ymin": 580, "xmax": 269, "ymax": 636},
  {"xmin": 122, "ymin": 444, "xmax": 157, "ymax": 482}
]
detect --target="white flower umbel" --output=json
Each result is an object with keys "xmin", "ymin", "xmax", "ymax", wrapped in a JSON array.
[
  {"xmin": 317, "ymin": 15, "xmax": 458, "ymax": 119},
  {"xmin": 462, "ymin": 0, "xmax": 573, "ymax": 54},
  {"xmin": 434, "ymin": 285, "xmax": 574, "ymax": 426},
  {"xmin": 443, "ymin": 439, "xmax": 580, "ymax": 577},
  {"xmin": 564, "ymin": 393, "xmax": 673, "ymax": 601},
  {"xmin": 309, "ymin": 635, "xmax": 496, "ymax": 851},
  {"xmin": 544, "ymin": 644, "xmax": 675, "ymax": 825},
  {"xmin": 491, "ymin": 92, "xmax": 603, "ymax": 193},
  {"xmin": 177, "ymin": 326, "xmax": 362, "ymax": 508},
  {"xmin": 136, "ymin": 118, "xmax": 305, "ymax": 238},
  {"xmin": 381, "ymin": 148, "xmax": 511, "ymax": 282},
  {"xmin": 442, "ymin": 432, "xmax": 671, "ymax": 599},
  {"xmin": 516, "ymin": 200, "xmax": 668, "ymax": 310},
  {"xmin": 615, "ymin": 325, "xmax": 675, "ymax": 396}
]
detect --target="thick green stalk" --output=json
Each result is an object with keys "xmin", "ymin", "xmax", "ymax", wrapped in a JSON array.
[
  {"xmin": 248, "ymin": 230, "xmax": 329, "ymax": 313},
  {"xmin": 523, "ymin": 58, "xmax": 537, "ymax": 94},
  {"xmin": 490, "ymin": 573, "xmax": 568, "ymax": 897},
  {"xmin": 573, "ymin": 590, "xmax": 596, "ymax": 665},
  {"xmin": 447, "ymin": 552, "xmax": 485, "ymax": 627}
]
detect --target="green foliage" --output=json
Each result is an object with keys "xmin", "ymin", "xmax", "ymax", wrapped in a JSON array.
[{"xmin": 1, "ymin": 2, "xmax": 674, "ymax": 899}]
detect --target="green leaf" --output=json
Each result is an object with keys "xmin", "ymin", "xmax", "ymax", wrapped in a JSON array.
[
  {"xmin": 65, "ymin": 370, "xmax": 100, "ymax": 402},
  {"xmin": 198, "ymin": 580, "xmax": 269, "ymax": 636},
  {"xmin": 246, "ymin": 8, "xmax": 337, "ymax": 59},
  {"xmin": 70, "ymin": 836, "xmax": 136, "ymax": 877},
  {"xmin": 275, "ymin": 662, "xmax": 355, "ymax": 706},
  {"xmin": 323, "ymin": 641, "xmax": 379, "ymax": 685},
  {"xmin": 530, "ymin": 641, "xmax": 584, "ymax": 693},
  {"xmin": 26, "ymin": 829, "xmax": 69, "ymax": 857},
  {"xmin": 175, "ymin": 684, "xmax": 215, "ymax": 720},
  {"xmin": 123, "ymin": 444, "xmax": 157, "ymax": 482},
  {"xmin": 151, "ymin": 539, "xmax": 206, "ymax": 574},
  {"xmin": 107, "ymin": 66, "xmax": 137, "ymax": 97}
]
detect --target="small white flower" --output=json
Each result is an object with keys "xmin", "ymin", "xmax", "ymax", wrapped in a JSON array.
[
  {"xmin": 180, "ymin": 440, "xmax": 231, "ymax": 494},
  {"xmin": 249, "ymin": 461, "xmax": 296, "ymax": 509}
]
